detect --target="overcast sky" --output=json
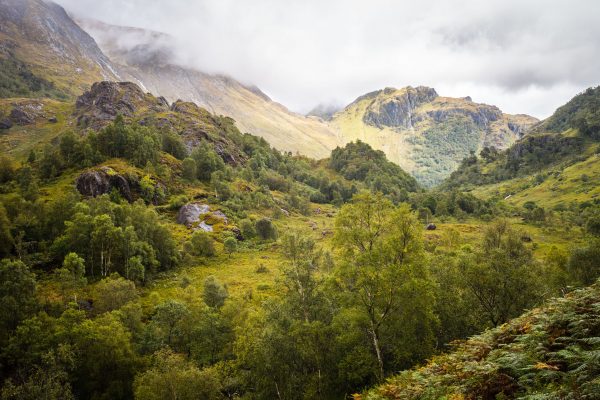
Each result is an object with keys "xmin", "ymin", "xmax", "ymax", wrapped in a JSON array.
[{"xmin": 55, "ymin": 0, "xmax": 600, "ymax": 118}]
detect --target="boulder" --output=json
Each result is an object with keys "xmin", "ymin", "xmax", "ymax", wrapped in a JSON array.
[
  {"xmin": 0, "ymin": 118, "xmax": 12, "ymax": 129},
  {"xmin": 10, "ymin": 101, "xmax": 44, "ymax": 125},
  {"xmin": 426, "ymin": 223, "xmax": 437, "ymax": 231},
  {"xmin": 75, "ymin": 167, "xmax": 133, "ymax": 202},
  {"xmin": 176, "ymin": 203, "xmax": 210, "ymax": 227}
]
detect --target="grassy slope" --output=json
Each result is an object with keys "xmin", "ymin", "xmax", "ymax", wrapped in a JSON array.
[{"xmin": 0, "ymin": 99, "xmax": 73, "ymax": 159}]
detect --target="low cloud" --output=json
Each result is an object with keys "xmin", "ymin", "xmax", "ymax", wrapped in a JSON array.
[{"xmin": 56, "ymin": 0, "xmax": 600, "ymax": 118}]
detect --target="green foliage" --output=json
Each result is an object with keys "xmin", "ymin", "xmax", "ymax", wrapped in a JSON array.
[
  {"xmin": 93, "ymin": 116, "xmax": 161, "ymax": 167},
  {"xmin": 567, "ymin": 239, "xmax": 600, "ymax": 285},
  {"xmin": 334, "ymin": 192, "xmax": 437, "ymax": 380},
  {"xmin": 181, "ymin": 157, "xmax": 196, "ymax": 181},
  {"xmin": 184, "ymin": 230, "xmax": 216, "ymax": 257},
  {"xmin": 203, "ymin": 276, "xmax": 229, "ymax": 309},
  {"xmin": 408, "ymin": 116, "xmax": 481, "ymax": 187},
  {"xmin": 223, "ymin": 237, "xmax": 237, "ymax": 257},
  {"xmin": 0, "ymin": 55, "xmax": 67, "ymax": 99},
  {"xmin": 133, "ymin": 349, "xmax": 222, "ymax": 400},
  {"xmin": 52, "ymin": 196, "xmax": 177, "ymax": 280},
  {"xmin": 54, "ymin": 252, "xmax": 87, "ymax": 301},
  {"xmin": 0, "ymin": 259, "xmax": 36, "ymax": 341},
  {"xmin": 459, "ymin": 220, "xmax": 544, "ymax": 326},
  {"xmin": 330, "ymin": 141, "xmax": 418, "ymax": 202},
  {"xmin": 255, "ymin": 218, "xmax": 277, "ymax": 240},
  {"xmin": 93, "ymin": 274, "xmax": 138, "ymax": 314},
  {"xmin": 542, "ymin": 86, "xmax": 600, "ymax": 138},
  {"xmin": 161, "ymin": 131, "xmax": 187, "ymax": 159},
  {"xmin": 361, "ymin": 282, "xmax": 600, "ymax": 400},
  {"xmin": 191, "ymin": 141, "xmax": 225, "ymax": 181}
]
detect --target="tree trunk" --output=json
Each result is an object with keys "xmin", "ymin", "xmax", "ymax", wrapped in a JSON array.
[{"xmin": 369, "ymin": 322, "xmax": 384, "ymax": 382}]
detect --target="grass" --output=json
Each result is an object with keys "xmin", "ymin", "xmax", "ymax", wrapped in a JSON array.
[{"xmin": 472, "ymin": 152, "xmax": 600, "ymax": 209}]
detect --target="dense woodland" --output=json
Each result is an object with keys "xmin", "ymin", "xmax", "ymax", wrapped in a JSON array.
[{"xmin": 1, "ymin": 85, "xmax": 600, "ymax": 400}]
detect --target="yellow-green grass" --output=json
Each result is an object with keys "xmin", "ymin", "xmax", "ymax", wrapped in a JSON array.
[
  {"xmin": 473, "ymin": 153, "xmax": 600, "ymax": 209},
  {"xmin": 0, "ymin": 99, "xmax": 74, "ymax": 159}
]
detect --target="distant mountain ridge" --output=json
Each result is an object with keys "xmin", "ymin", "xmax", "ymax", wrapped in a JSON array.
[
  {"xmin": 0, "ymin": 0, "xmax": 539, "ymax": 186},
  {"xmin": 329, "ymin": 86, "xmax": 538, "ymax": 186}
]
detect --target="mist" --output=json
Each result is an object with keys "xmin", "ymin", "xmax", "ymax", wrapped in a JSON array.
[{"xmin": 55, "ymin": 0, "xmax": 600, "ymax": 118}]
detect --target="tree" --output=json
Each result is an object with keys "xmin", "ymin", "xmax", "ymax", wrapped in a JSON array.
[
  {"xmin": 0, "ymin": 204, "xmax": 13, "ymax": 257},
  {"xmin": 0, "ymin": 259, "xmax": 37, "ymax": 340},
  {"xmin": 93, "ymin": 274, "xmax": 138, "ymax": 314},
  {"xmin": 223, "ymin": 237, "xmax": 237, "ymax": 258},
  {"xmin": 280, "ymin": 231, "xmax": 322, "ymax": 323},
  {"xmin": 181, "ymin": 158, "xmax": 196, "ymax": 182},
  {"xmin": 133, "ymin": 349, "xmax": 222, "ymax": 400},
  {"xmin": 151, "ymin": 300, "xmax": 190, "ymax": 346},
  {"xmin": 567, "ymin": 240, "xmax": 600, "ymax": 285},
  {"xmin": 1, "ymin": 346, "xmax": 75, "ymax": 400},
  {"xmin": 191, "ymin": 142, "xmax": 225, "ymax": 182},
  {"xmin": 255, "ymin": 218, "xmax": 277, "ymax": 241},
  {"xmin": 91, "ymin": 214, "xmax": 123, "ymax": 277},
  {"xmin": 203, "ymin": 276, "xmax": 228, "ymax": 309},
  {"xmin": 184, "ymin": 230, "xmax": 215, "ymax": 257},
  {"xmin": 161, "ymin": 132, "xmax": 187, "ymax": 160},
  {"xmin": 333, "ymin": 192, "xmax": 436, "ymax": 381},
  {"xmin": 54, "ymin": 252, "xmax": 87, "ymax": 302},
  {"xmin": 460, "ymin": 220, "xmax": 543, "ymax": 326}
]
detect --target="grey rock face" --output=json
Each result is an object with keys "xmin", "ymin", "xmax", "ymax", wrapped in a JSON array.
[
  {"xmin": 363, "ymin": 86, "xmax": 438, "ymax": 129},
  {"xmin": 176, "ymin": 203, "xmax": 210, "ymax": 227},
  {"xmin": 9, "ymin": 101, "xmax": 45, "ymax": 125},
  {"xmin": 0, "ymin": 118, "xmax": 12, "ymax": 129},
  {"xmin": 75, "ymin": 81, "xmax": 169, "ymax": 129},
  {"xmin": 75, "ymin": 167, "xmax": 133, "ymax": 202}
]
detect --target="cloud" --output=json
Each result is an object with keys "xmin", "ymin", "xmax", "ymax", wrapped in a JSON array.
[{"xmin": 55, "ymin": 0, "xmax": 600, "ymax": 118}]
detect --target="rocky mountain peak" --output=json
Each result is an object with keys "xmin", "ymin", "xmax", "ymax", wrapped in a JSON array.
[
  {"xmin": 75, "ymin": 81, "xmax": 169, "ymax": 129},
  {"xmin": 363, "ymin": 86, "xmax": 439, "ymax": 129}
]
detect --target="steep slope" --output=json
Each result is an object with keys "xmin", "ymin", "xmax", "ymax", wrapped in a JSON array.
[
  {"xmin": 360, "ymin": 281, "xmax": 600, "ymax": 400},
  {"xmin": 443, "ymin": 86, "xmax": 600, "ymax": 209},
  {"xmin": 76, "ymin": 18, "xmax": 342, "ymax": 159},
  {"xmin": 330, "ymin": 87, "xmax": 538, "ymax": 186},
  {"xmin": 0, "ymin": 0, "xmax": 122, "ymax": 97}
]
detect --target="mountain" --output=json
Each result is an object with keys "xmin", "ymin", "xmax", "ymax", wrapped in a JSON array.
[
  {"xmin": 75, "ymin": 18, "xmax": 342, "ymax": 160},
  {"xmin": 0, "ymin": 0, "xmax": 122, "ymax": 97},
  {"xmin": 443, "ymin": 86, "xmax": 600, "ymax": 209},
  {"xmin": 0, "ymin": 0, "xmax": 538, "ymax": 186},
  {"xmin": 329, "ymin": 86, "xmax": 538, "ymax": 186},
  {"xmin": 359, "ymin": 281, "xmax": 600, "ymax": 400}
]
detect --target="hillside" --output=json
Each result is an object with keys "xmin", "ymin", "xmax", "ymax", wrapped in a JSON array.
[
  {"xmin": 75, "ymin": 18, "xmax": 343, "ymax": 159},
  {"xmin": 0, "ymin": 0, "xmax": 122, "ymax": 97},
  {"xmin": 329, "ymin": 86, "xmax": 538, "ymax": 186},
  {"xmin": 359, "ymin": 281, "xmax": 600, "ymax": 399},
  {"xmin": 443, "ymin": 86, "xmax": 600, "ymax": 209}
]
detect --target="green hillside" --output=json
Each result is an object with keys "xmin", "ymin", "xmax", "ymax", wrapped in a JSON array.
[{"xmin": 359, "ymin": 280, "xmax": 600, "ymax": 400}]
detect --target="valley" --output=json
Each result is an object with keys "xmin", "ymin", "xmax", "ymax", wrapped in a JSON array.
[{"xmin": 0, "ymin": 1, "xmax": 599, "ymax": 400}]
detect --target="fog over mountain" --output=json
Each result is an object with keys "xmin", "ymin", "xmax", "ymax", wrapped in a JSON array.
[{"xmin": 55, "ymin": 0, "xmax": 600, "ymax": 119}]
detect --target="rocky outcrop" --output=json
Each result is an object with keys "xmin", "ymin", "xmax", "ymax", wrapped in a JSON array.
[
  {"xmin": 9, "ymin": 101, "xmax": 45, "ymax": 125},
  {"xmin": 176, "ymin": 203, "xmax": 229, "ymax": 232},
  {"xmin": 75, "ymin": 167, "xmax": 133, "ymax": 202},
  {"xmin": 75, "ymin": 81, "xmax": 169, "ymax": 129},
  {"xmin": 176, "ymin": 203, "xmax": 210, "ymax": 227},
  {"xmin": 0, "ymin": 118, "xmax": 12, "ymax": 129},
  {"xmin": 427, "ymin": 105, "xmax": 502, "ymax": 129},
  {"xmin": 363, "ymin": 86, "xmax": 438, "ymax": 129}
]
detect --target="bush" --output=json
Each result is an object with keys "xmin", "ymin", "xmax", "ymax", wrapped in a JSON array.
[
  {"xmin": 184, "ymin": 231, "xmax": 215, "ymax": 257},
  {"xmin": 255, "ymin": 218, "xmax": 277, "ymax": 241}
]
